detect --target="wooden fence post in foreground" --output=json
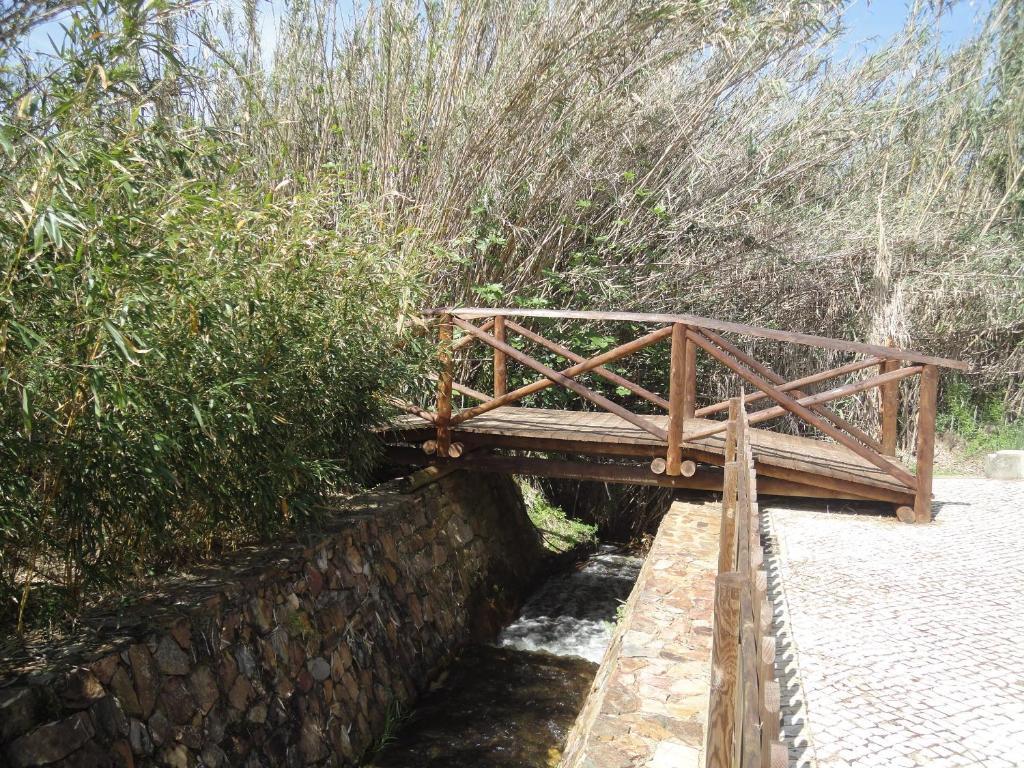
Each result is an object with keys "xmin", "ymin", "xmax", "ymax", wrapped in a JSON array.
[
  {"xmin": 707, "ymin": 572, "xmax": 744, "ymax": 768},
  {"xmin": 739, "ymin": 621, "xmax": 762, "ymax": 768},
  {"xmin": 719, "ymin": 462, "xmax": 738, "ymax": 574},
  {"xmin": 726, "ymin": 398, "xmax": 740, "ymax": 463}
]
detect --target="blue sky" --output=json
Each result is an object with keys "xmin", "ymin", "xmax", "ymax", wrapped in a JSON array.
[
  {"xmin": 24, "ymin": 0, "xmax": 997, "ymax": 61},
  {"xmin": 836, "ymin": 0, "xmax": 995, "ymax": 58},
  {"xmin": 851, "ymin": 0, "xmax": 992, "ymax": 40}
]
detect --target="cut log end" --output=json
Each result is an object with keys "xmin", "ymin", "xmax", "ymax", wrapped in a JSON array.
[
  {"xmin": 895, "ymin": 505, "xmax": 916, "ymax": 524},
  {"xmin": 422, "ymin": 439, "xmax": 438, "ymax": 455},
  {"xmin": 680, "ymin": 459, "xmax": 697, "ymax": 477},
  {"xmin": 650, "ymin": 457, "xmax": 667, "ymax": 475}
]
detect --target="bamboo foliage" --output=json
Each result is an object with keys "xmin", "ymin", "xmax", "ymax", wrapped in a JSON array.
[{"xmin": 0, "ymin": 2, "xmax": 428, "ymax": 633}]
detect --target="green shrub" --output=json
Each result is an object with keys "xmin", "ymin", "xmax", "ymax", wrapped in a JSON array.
[
  {"xmin": 938, "ymin": 378, "xmax": 1024, "ymax": 456},
  {"xmin": 0, "ymin": 10, "xmax": 423, "ymax": 631},
  {"xmin": 519, "ymin": 479, "xmax": 597, "ymax": 554}
]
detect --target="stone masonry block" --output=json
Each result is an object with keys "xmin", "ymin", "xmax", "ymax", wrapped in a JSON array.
[{"xmin": 984, "ymin": 450, "xmax": 1024, "ymax": 480}]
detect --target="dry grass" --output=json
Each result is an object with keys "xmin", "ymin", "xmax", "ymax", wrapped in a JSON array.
[{"xmin": 170, "ymin": 0, "xmax": 1023, "ymax": 420}]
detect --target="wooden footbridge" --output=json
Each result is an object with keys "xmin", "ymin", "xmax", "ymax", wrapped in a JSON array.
[{"xmin": 381, "ymin": 309, "xmax": 967, "ymax": 523}]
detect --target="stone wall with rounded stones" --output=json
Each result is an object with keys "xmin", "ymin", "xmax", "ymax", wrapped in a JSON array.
[{"xmin": 0, "ymin": 472, "xmax": 545, "ymax": 768}]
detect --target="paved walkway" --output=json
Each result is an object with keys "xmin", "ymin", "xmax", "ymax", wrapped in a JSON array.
[{"xmin": 765, "ymin": 478, "xmax": 1024, "ymax": 768}]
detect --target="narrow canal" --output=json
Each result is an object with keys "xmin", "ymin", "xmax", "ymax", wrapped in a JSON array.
[{"xmin": 367, "ymin": 546, "xmax": 643, "ymax": 767}]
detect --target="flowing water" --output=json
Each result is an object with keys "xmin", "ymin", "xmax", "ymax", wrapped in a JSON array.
[{"xmin": 369, "ymin": 546, "xmax": 643, "ymax": 767}]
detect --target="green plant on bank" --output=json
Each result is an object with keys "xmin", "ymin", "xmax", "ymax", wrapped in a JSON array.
[
  {"xmin": 367, "ymin": 699, "xmax": 409, "ymax": 759},
  {"xmin": 519, "ymin": 479, "xmax": 597, "ymax": 554},
  {"xmin": 601, "ymin": 600, "xmax": 629, "ymax": 633},
  {"xmin": 938, "ymin": 378, "xmax": 1024, "ymax": 456},
  {"xmin": 0, "ymin": 2, "xmax": 425, "ymax": 635},
  {"xmin": 286, "ymin": 610, "xmax": 315, "ymax": 641}
]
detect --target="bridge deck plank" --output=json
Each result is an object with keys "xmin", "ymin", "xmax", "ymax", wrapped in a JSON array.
[{"xmin": 385, "ymin": 407, "xmax": 911, "ymax": 495}]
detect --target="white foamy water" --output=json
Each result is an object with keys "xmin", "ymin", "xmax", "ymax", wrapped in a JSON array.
[{"xmin": 496, "ymin": 546, "xmax": 642, "ymax": 663}]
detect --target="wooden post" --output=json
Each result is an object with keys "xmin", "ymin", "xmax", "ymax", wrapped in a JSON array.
[
  {"xmin": 725, "ymin": 398, "xmax": 740, "ymax": 464},
  {"xmin": 759, "ymin": 635, "xmax": 776, "ymax": 699},
  {"xmin": 880, "ymin": 359, "xmax": 899, "ymax": 456},
  {"xmin": 753, "ymin": 568, "xmax": 769, "ymax": 637},
  {"xmin": 739, "ymin": 621, "xmax": 762, "ymax": 768},
  {"xmin": 666, "ymin": 322, "xmax": 687, "ymax": 475},
  {"xmin": 493, "ymin": 315, "xmax": 507, "ymax": 398},
  {"xmin": 719, "ymin": 461, "xmax": 739, "ymax": 573},
  {"xmin": 706, "ymin": 572, "xmax": 743, "ymax": 768},
  {"xmin": 436, "ymin": 314, "xmax": 453, "ymax": 458},
  {"xmin": 914, "ymin": 365, "xmax": 938, "ymax": 523},
  {"xmin": 736, "ymin": 469, "xmax": 751, "ymax": 577},
  {"xmin": 683, "ymin": 325, "xmax": 697, "ymax": 419},
  {"xmin": 761, "ymin": 679, "xmax": 784, "ymax": 768}
]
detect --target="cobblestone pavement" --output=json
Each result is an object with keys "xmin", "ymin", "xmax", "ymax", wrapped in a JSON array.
[{"xmin": 764, "ymin": 478, "xmax": 1024, "ymax": 768}]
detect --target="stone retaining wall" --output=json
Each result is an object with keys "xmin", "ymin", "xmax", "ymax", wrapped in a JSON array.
[
  {"xmin": 560, "ymin": 499, "xmax": 721, "ymax": 768},
  {"xmin": 0, "ymin": 472, "xmax": 544, "ymax": 768}
]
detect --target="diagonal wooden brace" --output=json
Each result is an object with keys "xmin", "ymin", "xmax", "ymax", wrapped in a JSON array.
[
  {"xmin": 699, "ymin": 328, "xmax": 883, "ymax": 453},
  {"xmin": 450, "ymin": 317, "xmax": 670, "ymax": 442},
  {"xmin": 504, "ymin": 319, "xmax": 670, "ymax": 410},
  {"xmin": 688, "ymin": 330, "xmax": 917, "ymax": 489},
  {"xmin": 696, "ymin": 356, "xmax": 883, "ymax": 418}
]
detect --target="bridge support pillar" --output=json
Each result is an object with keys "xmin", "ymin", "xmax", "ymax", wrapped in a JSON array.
[
  {"xmin": 493, "ymin": 315, "xmax": 507, "ymax": 397},
  {"xmin": 666, "ymin": 322, "xmax": 691, "ymax": 475},
  {"xmin": 880, "ymin": 359, "xmax": 900, "ymax": 456},
  {"xmin": 436, "ymin": 314, "xmax": 453, "ymax": 457},
  {"xmin": 913, "ymin": 364, "xmax": 938, "ymax": 523}
]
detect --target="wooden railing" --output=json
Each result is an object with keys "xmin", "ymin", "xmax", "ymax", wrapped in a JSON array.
[
  {"xmin": 706, "ymin": 398, "xmax": 785, "ymax": 768},
  {"xmin": 397, "ymin": 308, "xmax": 967, "ymax": 521}
]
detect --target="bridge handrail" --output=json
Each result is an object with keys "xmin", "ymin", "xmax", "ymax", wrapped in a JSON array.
[
  {"xmin": 409, "ymin": 307, "xmax": 940, "ymax": 520},
  {"xmin": 423, "ymin": 307, "xmax": 968, "ymax": 371}
]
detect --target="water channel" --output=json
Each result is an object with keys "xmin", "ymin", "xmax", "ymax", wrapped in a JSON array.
[{"xmin": 368, "ymin": 546, "xmax": 643, "ymax": 767}]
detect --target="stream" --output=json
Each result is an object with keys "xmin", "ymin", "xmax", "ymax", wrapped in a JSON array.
[{"xmin": 369, "ymin": 546, "xmax": 643, "ymax": 767}]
